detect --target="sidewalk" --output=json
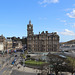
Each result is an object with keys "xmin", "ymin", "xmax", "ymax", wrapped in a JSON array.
[
  {"xmin": 58, "ymin": 72, "xmax": 73, "ymax": 75},
  {"xmin": 13, "ymin": 64, "xmax": 41, "ymax": 73}
]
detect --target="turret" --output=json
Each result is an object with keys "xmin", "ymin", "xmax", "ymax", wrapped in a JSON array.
[{"xmin": 27, "ymin": 20, "xmax": 33, "ymax": 36}]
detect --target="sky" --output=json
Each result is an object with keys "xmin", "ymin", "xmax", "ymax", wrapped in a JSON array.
[{"xmin": 0, "ymin": 0, "xmax": 75, "ymax": 42}]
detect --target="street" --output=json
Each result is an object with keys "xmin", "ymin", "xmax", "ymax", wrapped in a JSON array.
[
  {"xmin": 0, "ymin": 51, "xmax": 38, "ymax": 75},
  {"xmin": 0, "ymin": 65, "xmax": 12, "ymax": 75},
  {"xmin": 0, "ymin": 52, "xmax": 20, "ymax": 75}
]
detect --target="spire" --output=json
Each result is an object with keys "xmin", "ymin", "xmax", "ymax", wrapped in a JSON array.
[{"xmin": 29, "ymin": 20, "xmax": 31, "ymax": 24}]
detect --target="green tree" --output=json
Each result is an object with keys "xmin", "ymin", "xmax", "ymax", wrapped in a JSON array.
[
  {"xmin": 47, "ymin": 53, "xmax": 67, "ymax": 75},
  {"xmin": 66, "ymin": 57, "xmax": 75, "ymax": 75}
]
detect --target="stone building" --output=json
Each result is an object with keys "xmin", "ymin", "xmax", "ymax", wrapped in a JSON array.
[
  {"xmin": 27, "ymin": 20, "xmax": 59, "ymax": 52},
  {"xmin": 0, "ymin": 42, "xmax": 4, "ymax": 52},
  {"xmin": 12, "ymin": 41, "xmax": 22, "ymax": 49},
  {"xmin": 60, "ymin": 40, "xmax": 75, "ymax": 51},
  {"xmin": 6, "ymin": 39, "xmax": 12, "ymax": 50},
  {"xmin": 0, "ymin": 35, "xmax": 6, "ymax": 51}
]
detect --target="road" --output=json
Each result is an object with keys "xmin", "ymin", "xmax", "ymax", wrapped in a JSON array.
[
  {"xmin": 0, "ymin": 55, "xmax": 14, "ymax": 75},
  {"xmin": 0, "ymin": 51, "xmax": 39, "ymax": 75},
  {"xmin": 0, "ymin": 65, "xmax": 12, "ymax": 75},
  {"xmin": 0, "ymin": 52, "xmax": 20, "ymax": 75}
]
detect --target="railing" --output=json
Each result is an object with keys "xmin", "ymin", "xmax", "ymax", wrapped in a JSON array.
[{"xmin": 60, "ymin": 47, "xmax": 75, "ymax": 51}]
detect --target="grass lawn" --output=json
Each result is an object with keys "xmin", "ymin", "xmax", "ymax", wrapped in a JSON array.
[
  {"xmin": 67, "ymin": 57, "xmax": 75, "ymax": 67},
  {"xmin": 25, "ymin": 60, "xmax": 46, "ymax": 65}
]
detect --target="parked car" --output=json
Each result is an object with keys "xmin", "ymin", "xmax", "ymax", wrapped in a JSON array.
[
  {"xmin": 11, "ymin": 59, "xmax": 16, "ymax": 65},
  {"xmin": 15, "ymin": 55, "xmax": 17, "ymax": 57}
]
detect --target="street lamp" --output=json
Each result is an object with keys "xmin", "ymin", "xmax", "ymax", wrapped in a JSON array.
[{"xmin": 22, "ymin": 49, "xmax": 25, "ymax": 72}]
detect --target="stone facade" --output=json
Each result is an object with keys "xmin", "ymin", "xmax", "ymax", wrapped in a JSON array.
[
  {"xmin": 6, "ymin": 39, "xmax": 12, "ymax": 50},
  {"xmin": 12, "ymin": 41, "xmax": 22, "ymax": 49},
  {"xmin": 27, "ymin": 20, "xmax": 59, "ymax": 52},
  {"xmin": 0, "ymin": 35, "xmax": 6, "ymax": 50}
]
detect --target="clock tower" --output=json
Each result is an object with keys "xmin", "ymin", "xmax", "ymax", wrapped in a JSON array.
[{"xmin": 27, "ymin": 20, "xmax": 33, "ymax": 36}]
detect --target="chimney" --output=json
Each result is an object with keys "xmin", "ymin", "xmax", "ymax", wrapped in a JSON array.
[{"xmin": 46, "ymin": 31, "xmax": 48, "ymax": 34}]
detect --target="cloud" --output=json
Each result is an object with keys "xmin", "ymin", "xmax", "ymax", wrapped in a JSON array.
[
  {"xmin": 60, "ymin": 29, "xmax": 75, "ymax": 36},
  {"xmin": 73, "ymin": 25, "xmax": 75, "ymax": 27},
  {"xmin": 67, "ymin": 23, "xmax": 75, "ymax": 27},
  {"xmin": 57, "ymin": 18, "xmax": 66, "ymax": 22},
  {"xmin": 60, "ymin": 20, "xmax": 68, "ymax": 25},
  {"xmin": 73, "ymin": 4, "xmax": 75, "ymax": 6},
  {"xmin": 67, "ymin": 9, "xmax": 75, "ymax": 18},
  {"xmin": 39, "ymin": 0, "xmax": 59, "ymax": 4},
  {"xmin": 72, "ymin": 23, "xmax": 75, "ymax": 27},
  {"xmin": 39, "ymin": 0, "xmax": 59, "ymax": 7},
  {"xmin": 41, "ymin": 4, "xmax": 47, "ymax": 7},
  {"xmin": 57, "ymin": 18, "xmax": 67, "ymax": 25}
]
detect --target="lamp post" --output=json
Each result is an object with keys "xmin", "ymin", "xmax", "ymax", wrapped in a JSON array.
[
  {"xmin": 36, "ymin": 59, "xmax": 37, "ymax": 75},
  {"xmin": 1, "ymin": 53, "xmax": 4, "ymax": 67},
  {"xmin": 22, "ymin": 49, "xmax": 25, "ymax": 72}
]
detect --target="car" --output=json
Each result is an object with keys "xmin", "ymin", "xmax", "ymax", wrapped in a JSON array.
[
  {"xmin": 14, "ymin": 50, "xmax": 16, "ymax": 53},
  {"xmin": 15, "ymin": 55, "xmax": 17, "ymax": 57},
  {"xmin": 18, "ymin": 66, "xmax": 20, "ymax": 69},
  {"xmin": 37, "ymin": 73, "xmax": 41, "ymax": 75},
  {"xmin": 11, "ymin": 61, "xmax": 15, "ymax": 65},
  {"xmin": 24, "ymin": 65, "xmax": 25, "ymax": 67},
  {"xmin": 0, "ymin": 54, "xmax": 2, "ymax": 57},
  {"xmin": 14, "ymin": 59, "xmax": 16, "ymax": 62},
  {"xmin": 11, "ymin": 59, "xmax": 16, "ymax": 65}
]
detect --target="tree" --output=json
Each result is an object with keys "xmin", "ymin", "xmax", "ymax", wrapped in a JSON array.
[
  {"xmin": 20, "ymin": 37, "xmax": 27, "ymax": 45},
  {"xmin": 47, "ymin": 53, "xmax": 67, "ymax": 75},
  {"xmin": 47, "ymin": 53, "xmax": 75, "ymax": 75},
  {"xmin": 11, "ymin": 36, "xmax": 17, "ymax": 41},
  {"xmin": 65, "ymin": 57, "xmax": 75, "ymax": 75},
  {"xmin": 11, "ymin": 36, "xmax": 27, "ymax": 45}
]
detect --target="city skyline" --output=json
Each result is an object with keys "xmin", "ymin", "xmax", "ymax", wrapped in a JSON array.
[{"xmin": 0, "ymin": 0, "xmax": 75, "ymax": 42}]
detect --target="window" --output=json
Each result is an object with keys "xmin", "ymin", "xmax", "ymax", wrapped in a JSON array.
[{"xmin": 29, "ymin": 38, "xmax": 31, "ymax": 40}]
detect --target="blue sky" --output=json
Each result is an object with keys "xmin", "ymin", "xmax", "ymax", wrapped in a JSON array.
[{"xmin": 0, "ymin": 0, "xmax": 75, "ymax": 42}]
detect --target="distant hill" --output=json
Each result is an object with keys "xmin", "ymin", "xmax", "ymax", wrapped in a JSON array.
[{"xmin": 60, "ymin": 39, "xmax": 75, "ymax": 44}]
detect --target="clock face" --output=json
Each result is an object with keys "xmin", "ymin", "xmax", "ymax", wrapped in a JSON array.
[{"xmin": 29, "ymin": 26, "xmax": 31, "ymax": 29}]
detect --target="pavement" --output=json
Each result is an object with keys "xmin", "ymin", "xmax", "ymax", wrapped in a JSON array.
[
  {"xmin": 9, "ymin": 52, "xmax": 75, "ymax": 75},
  {"xmin": 0, "ymin": 51, "xmax": 75, "ymax": 75},
  {"xmin": 10, "ymin": 63, "xmax": 40, "ymax": 75},
  {"xmin": 7, "ymin": 52, "xmax": 40, "ymax": 75},
  {"xmin": 12, "ymin": 64, "xmax": 40, "ymax": 73},
  {"xmin": 11, "ymin": 70, "xmax": 36, "ymax": 75},
  {"xmin": 0, "ymin": 53, "xmax": 16, "ymax": 75},
  {"xmin": 0, "ymin": 63, "xmax": 12, "ymax": 75}
]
